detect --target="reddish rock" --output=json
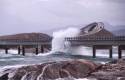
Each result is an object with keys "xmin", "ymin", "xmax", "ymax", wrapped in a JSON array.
[
  {"xmin": 0, "ymin": 60, "xmax": 100, "ymax": 80},
  {"xmin": 91, "ymin": 59, "xmax": 125, "ymax": 80}
]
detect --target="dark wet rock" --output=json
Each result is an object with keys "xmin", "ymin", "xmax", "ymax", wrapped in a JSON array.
[{"xmin": 0, "ymin": 73, "xmax": 8, "ymax": 80}]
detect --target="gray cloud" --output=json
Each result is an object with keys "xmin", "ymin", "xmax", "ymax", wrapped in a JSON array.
[{"xmin": 0, "ymin": 0, "xmax": 125, "ymax": 35}]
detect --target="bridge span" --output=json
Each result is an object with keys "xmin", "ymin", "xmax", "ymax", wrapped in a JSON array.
[
  {"xmin": 0, "ymin": 40, "xmax": 51, "ymax": 56},
  {"xmin": 0, "ymin": 33, "xmax": 52, "ymax": 56},
  {"xmin": 66, "ymin": 36, "xmax": 125, "ymax": 59}
]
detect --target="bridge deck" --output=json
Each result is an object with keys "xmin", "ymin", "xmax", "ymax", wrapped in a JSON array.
[
  {"xmin": 0, "ymin": 39, "xmax": 51, "ymax": 56},
  {"xmin": 0, "ymin": 40, "xmax": 51, "ymax": 45},
  {"xmin": 66, "ymin": 36, "xmax": 125, "ymax": 59},
  {"xmin": 66, "ymin": 36, "xmax": 125, "ymax": 46}
]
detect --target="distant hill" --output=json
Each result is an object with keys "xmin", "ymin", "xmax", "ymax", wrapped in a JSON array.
[{"xmin": 0, "ymin": 33, "xmax": 52, "ymax": 42}]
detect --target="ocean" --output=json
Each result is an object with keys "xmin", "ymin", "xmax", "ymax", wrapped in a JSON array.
[{"xmin": 0, "ymin": 46, "xmax": 124, "ymax": 68}]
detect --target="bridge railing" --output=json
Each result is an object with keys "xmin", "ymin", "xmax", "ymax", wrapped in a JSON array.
[
  {"xmin": 65, "ymin": 36, "xmax": 125, "ymax": 41},
  {"xmin": 0, "ymin": 38, "xmax": 52, "ymax": 43},
  {"xmin": 0, "ymin": 38, "xmax": 52, "ymax": 45}
]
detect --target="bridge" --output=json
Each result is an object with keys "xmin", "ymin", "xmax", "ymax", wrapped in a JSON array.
[
  {"xmin": 0, "ymin": 40, "xmax": 51, "ymax": 56},
  {"xmin": 66, "ymin": 36, "xmax": 125, "ymax": 46},
  {"xmin": 66, "ymin": 36, "xmax": 125, "ymax": 59},
  {"xmin": 66, "ymin": 22, "xmax": 125, "ymax": 59},
  {"xmin": 0, "ymin": 33, "xmax": 52, "ymax": 56}
]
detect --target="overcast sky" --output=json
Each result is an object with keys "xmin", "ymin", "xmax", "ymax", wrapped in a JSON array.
[{"xmin": 0, "ymin": 0, "xmax": 125, "ymax": 35}]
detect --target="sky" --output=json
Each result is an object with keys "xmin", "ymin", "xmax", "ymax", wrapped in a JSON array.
[{"xmin": 0, "ymin": 0, "xmax": 125, "ymax": 35}]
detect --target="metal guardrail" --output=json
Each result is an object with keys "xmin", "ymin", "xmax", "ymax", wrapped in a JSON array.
[
  {"xmin": 65, "ymin": 36, "xmax": 125, "ymax": 41},
  {"xmin": 0, "ymin": 39, "xmax": 51, "ymax": 45},
  {"xmin": 0, "ymin": 38, "xmax": 52, "ymax": 42},
  {"xmin": 65, "ymin": 36, "xmax": 125, "ymax": 46}
]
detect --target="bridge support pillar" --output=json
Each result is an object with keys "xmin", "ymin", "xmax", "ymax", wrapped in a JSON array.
[
  {"xmin": 22, "ymin": 46, "xmax": 25, "ymax": 56},
  {"xmin": 118, "ymin": 46, "xmax": 122, "ymax": 59},
  {"xmin": 35, "ymin": 47, "xmax": 39, "ymax": 55},
  {"xmin": 41, "ymin": 46, "xmax": 44, "ymax": 53},
  {"xmin": 92, "ymin": 45, "xmax": 112, "ymax": 58},
  {"xmin": 109, "ymin": 48, "xmax": 112, "ymax": 58},
  {"xmin": 18, "ymin": 46, "xmax": 21, "ymax": 55},
  {"xmin": 118, "ymin": 45, "xmax": 125, "ymax": 59},
  {"xmin": 5, "ymin": 48, "xmax": 8, "ymax": 54},
  {"xmin": 93, "ymin": 46, "xmax": 96, "ymax": 58}
]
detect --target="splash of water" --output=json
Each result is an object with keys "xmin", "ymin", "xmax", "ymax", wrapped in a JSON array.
[
  {"xmin": 51, "ymin": 27, "xmax": 94, "ymax": 56},
  {"xmin": 52, "ymin": 27, "xmax": 80, "ymax": 53}
]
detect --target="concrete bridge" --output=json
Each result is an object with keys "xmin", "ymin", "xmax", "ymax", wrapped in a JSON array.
[
  {"xmin": 66, "ymin": 22, "xmax": 125, "ymax": 59},
  {"xmin": 66, "ymin": 36, "xmax": 125, "ymax": 59},
  {"xmin": 0, "ymin": 33, "xmax": 52, "ymax": 56},
  {"xmin": 0, "ymin": 40, "xmax": 51, "ymax": 56}
]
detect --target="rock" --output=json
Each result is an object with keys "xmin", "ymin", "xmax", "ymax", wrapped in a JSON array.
[
  {"xmin": 91, "ymin": 71, "xmax": 118, "ymax": 80},
  {"xmin": 90, "ymin": 59, "xmax": 125, "ymax": 80},
  {"xmin": 117, "ymin": 77, "xmax": 125, "ymax": 80},
  {"xmin": 0, "ymin": 59, "xmax": 100, "ymax": 80},
  {"xmin": 0, "ymin": 73, "xmax": 8, "ymax": 80},
  {"xmin": 9, "ymin": 63, "xmax": 52, "ymax": 80},
  {"xmin": 3, "ymin": 59, "xmax": 125, "ymax": 80},
  {"xmin": 41, "ymin": 60, "xmax": 100, "ymax": 79}
]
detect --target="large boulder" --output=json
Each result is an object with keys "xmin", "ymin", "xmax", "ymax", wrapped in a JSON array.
[
  {"xmin": 40, "ymin": 60, "xmax": 99, "ymax": 79},
  {"xmin": 0, "ymin": 60, "xmax": 100, "ymax": 80}
]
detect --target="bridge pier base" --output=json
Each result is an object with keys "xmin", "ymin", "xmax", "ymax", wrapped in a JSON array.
[
  {"xmin": 35, "ymin": 47, "xmax": 38, "ymax": 55},
  {"xmin": 22, "ymin": 46, "xmax": 25, "ymax": 56},
  {"xmin": 41, "ymin": 46, "xmax": 44, "ymax": 53},
  {"xmin": 18, "ymin": 46, "xmax": 21, "ymax": 55},
  {"xmin": 109, "ymin": 49, "xmax": 113, "ymax": 58},
  {"xmin": 5, "ymin": 48, "xmax": 8, "ymax": 54},
  {"xmin": 92, "ymin": 45, "xmax": 112, "ymax": 58},
  {"xmin": 118, "ymin": 45, "xmax": 125, "ymax": 59},
  {"xmin": 93, "ymin": 46, "xmax": 96, "ymax": 58}
]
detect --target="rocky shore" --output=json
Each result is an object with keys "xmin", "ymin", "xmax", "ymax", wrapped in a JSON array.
[
  {"xmin": 0, "ymin": 59, "xmax": 125, "ymax": 80},
  {"xmin": 90, "ymin": 59, "xmax": 125, "ymax": 80}
]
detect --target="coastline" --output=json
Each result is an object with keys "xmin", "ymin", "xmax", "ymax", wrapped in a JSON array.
[{"xmin": 0, "ymin": 58, "xmax": 125, "ymax": 80}]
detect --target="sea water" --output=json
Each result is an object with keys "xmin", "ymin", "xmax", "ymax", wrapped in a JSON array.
[{"xmin": 0, "ymin": 47, "xmax": 125, "ymax": 68}]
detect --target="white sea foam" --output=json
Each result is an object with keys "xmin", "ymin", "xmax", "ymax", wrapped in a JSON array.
[
  {"xmin": 74, "ymin": 79, "xmax": 94, "ymax": 80},
  {"xmin": 55, "ymin": 78, "xmax": 97, "ymax": 80},
  {"xmin": 0, "ymin": 65, "xmax": 25, "ymax": 77},
  {"xmin": 37, "ymin": 52, "xmax": 52, "ymax": 56},
  {"xmin": 0, "ymin": 49, "xmax": 19, "ymax": 57},
  {"xmin": 8, "ymin": 50, "xmax": 18, "ymax": 54}
]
